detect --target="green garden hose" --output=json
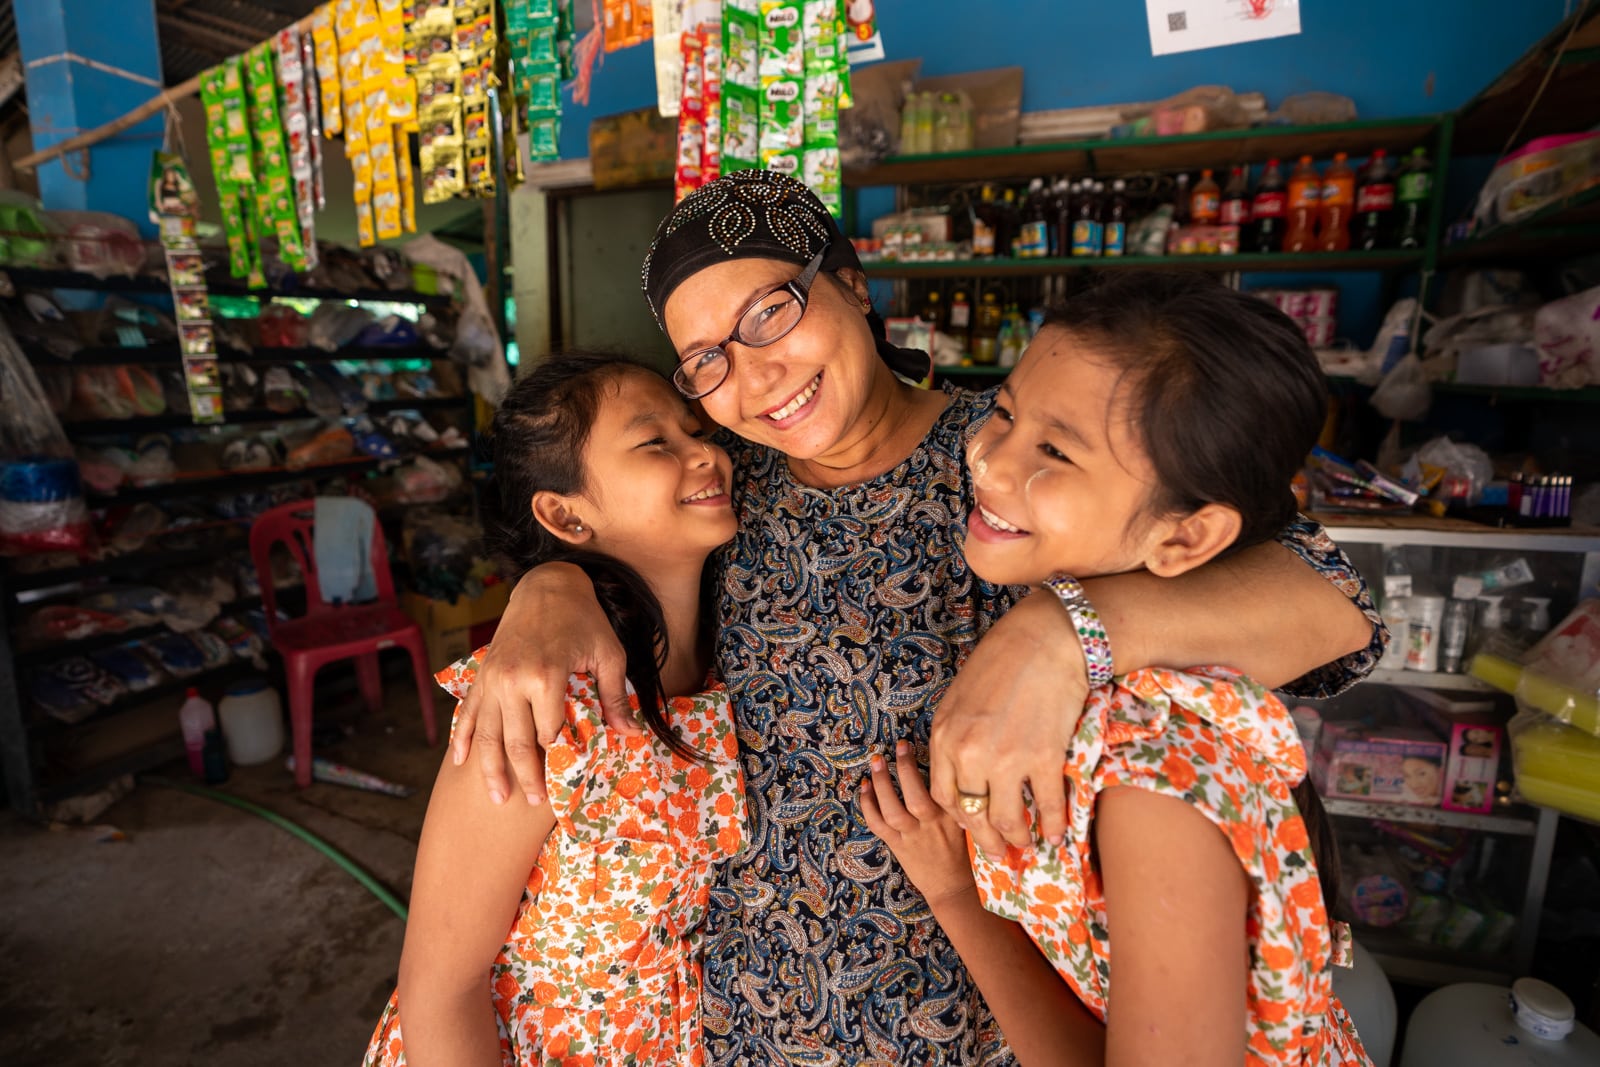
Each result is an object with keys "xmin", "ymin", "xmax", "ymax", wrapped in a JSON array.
[{"xmin": 146, "ymin": 775, "xmax": 409, "ymax": 922}]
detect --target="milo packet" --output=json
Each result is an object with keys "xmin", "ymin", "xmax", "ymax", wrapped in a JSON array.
[
  {"xmin": 759, "ymin": 73, "xmax": 804, "ymax": 154},
  {"xmin": 721, "ymin": 84, "xmax": 760, "ymax": 173},
  {"xmin": 722, "ymin": 5, "xmax": 759, "ymax": 90},
  {"xmin": 759, "ymin": 0, "xmax": 803, "ymax": 80}
]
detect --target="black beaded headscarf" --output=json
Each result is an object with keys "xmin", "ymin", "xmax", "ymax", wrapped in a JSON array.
[{"xmin": 640, "ymin": 170, "xmax": 930, "ymax": 382}]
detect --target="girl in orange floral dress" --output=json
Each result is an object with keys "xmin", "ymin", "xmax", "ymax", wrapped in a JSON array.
[
  {"xmin": 364, "ymin": 352, "xmax": 745, "ymax": 1067},
  {"xmin": 861, "ymin": 273, "xmax": 1373, "ymax": 1067}
]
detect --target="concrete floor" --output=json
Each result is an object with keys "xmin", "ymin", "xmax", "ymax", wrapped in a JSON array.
[{"xmin": 0, "ymin": 673, "xmax": 446, "ymax": 1067}]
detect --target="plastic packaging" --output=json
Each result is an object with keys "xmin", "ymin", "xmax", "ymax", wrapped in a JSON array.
[
  {"xmin": 1532, "ymin": 283, "xmax": 1600, "ymax": 390},
  {"xmin": 1471, "ymin": 133, "xmax": 1600, "ymax": 233},
  {"xmin": 179, "ymin": 687, "xmax": 217, "ymax": 779},
  {"xmin": 218, "ymin": 678, "xmax": 285, "ymax": 766},
  {"xmin": 1406, "ymin": 596, "xmax": 1445, "ymax": 672},
  {"xmin": 1507, "ymin": 710, "xmax": 1600, "ymax": 823}
]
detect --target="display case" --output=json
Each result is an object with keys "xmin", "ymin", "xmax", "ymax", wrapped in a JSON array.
[{"xmin": 1310, "ymin": 515, "xmax": 1600, "ymax": 987}]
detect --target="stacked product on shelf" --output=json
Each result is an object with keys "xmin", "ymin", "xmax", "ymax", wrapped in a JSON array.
[{"xmin": 0, "ymin": 225, "xmax": 488, "ymax": 818}]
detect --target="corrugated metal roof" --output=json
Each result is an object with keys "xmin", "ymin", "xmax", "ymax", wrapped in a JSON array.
[{"xmin": 0, "ymin": 0, "xmax": 321, "ymax": 90}]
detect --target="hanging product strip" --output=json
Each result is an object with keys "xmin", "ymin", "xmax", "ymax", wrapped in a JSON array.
[
  {"xmin": 150, "ymin": 148, "xmax": 223, "ymax": 423},
  {"xmin": 506, "ymin": 0, "xmax": 568, "ymax": 163}
]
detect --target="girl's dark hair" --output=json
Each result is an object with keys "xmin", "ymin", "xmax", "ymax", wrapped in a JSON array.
[
  {"xmin": 1042, "ymin": 270, "xmax": 1328, "ymax": 555},
  {"xmin": 485, "ymin": 351, "xmax": 704, "ymax": 761},
  {"xmin": 1042, "ymin": 271, "xmax": 1342, "ymax": 920}
]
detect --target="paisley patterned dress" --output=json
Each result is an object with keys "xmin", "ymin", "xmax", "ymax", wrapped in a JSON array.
[
  {"xmin": 971, "ymin": 668, "xmax": 1373, "ymax": 1066},
  {"xmin": 699, "ymin": 384, "xmax": 1386, "ymax": 1065},
  {"xmin": 364, "ymin": 659, "xmax": 746, "ymax": 1067}
]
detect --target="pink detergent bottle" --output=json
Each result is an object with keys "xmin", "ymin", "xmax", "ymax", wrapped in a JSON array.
[{"xmin": 178, "ymin": 687, "xmax": 216, "ymax": 779}]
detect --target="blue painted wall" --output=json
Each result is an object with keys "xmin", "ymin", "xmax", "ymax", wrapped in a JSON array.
[
  {"xmin": 554, "ymin": 1, "xmax": 1573, "ymax": 346},
  {"xmin": 560, "ymin": 2, "xmax": 1572, "ymax": 158},
  {"xmin": 16, "ymin": 0, "xmax": 166, "ymax": 236}
]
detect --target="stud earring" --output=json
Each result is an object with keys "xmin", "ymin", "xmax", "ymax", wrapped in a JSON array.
[{"xmin": 574, "ymin": 523, "xmax": 583, "ymax": 532}]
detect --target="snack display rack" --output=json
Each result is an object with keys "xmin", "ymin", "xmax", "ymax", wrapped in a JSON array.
[{"xmin": 0, "ymin": 267, "xmax": 476, "ymax": 819}]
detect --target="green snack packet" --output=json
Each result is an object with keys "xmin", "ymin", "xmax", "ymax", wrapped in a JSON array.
[
  {"xmin": 526, "ymin": 65, "xmax": 563, "ymax": 117},
  {"xmin": 804, "ymin": 145, "xmax": 841, "ymax": 215},
  {"xmin": 803, "ymin": 69, "xmax": 840, "ymax": 146},
  {"xmin": 527, "ymin": 23, "xmax": 559, "ymax": 65},
  {"xmin": 721, "ymin": 83, "xmax": 760, "ymax": 172},
  {"xmin": 504, "ymin": 0, "xmax": 530, "ymax": 33},
  {"xmin": 759, "ymin": 73, "xmax": 804, "ymax": 155},
  {"xmin": 722, "ymin": 6, "xmax": 760, "ymax": 91},
  {"xmin": 802, "ymin": 0, "xmax": 841, "ymax": 72},
  {"xmin": 528, "ymin": 114, "xmax": 560, "ymax": 161},
  {"xmin": 760, "ymin": 145, "xmax": 802, "ymax": 180},
  {"xmin": 758, "ymin": 0, "xmax": 803, "ymax": 81}
]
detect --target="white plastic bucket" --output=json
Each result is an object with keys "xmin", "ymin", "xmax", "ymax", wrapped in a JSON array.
[{"xmin": 217, "ymin": 678, "xmax": 285, "ymax": 767}]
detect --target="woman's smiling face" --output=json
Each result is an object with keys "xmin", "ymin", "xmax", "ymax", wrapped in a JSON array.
[{"xmin": 662, "ymin": 255, "xmax": 884, "ymax": 463}]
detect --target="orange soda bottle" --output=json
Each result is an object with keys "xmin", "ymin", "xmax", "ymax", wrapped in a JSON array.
[
  {"xmin": 1319, "ymin": 152, "xmax": 1356, "ymax": 252},
  {"xmin": 1285, "ymin": 155, "xmax": 1321, "ymax": 253}
]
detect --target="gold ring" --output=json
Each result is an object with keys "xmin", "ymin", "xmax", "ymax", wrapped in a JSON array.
[{"xmin": 957, "ymin": 790, "xmax": 990, "ymax": 816}]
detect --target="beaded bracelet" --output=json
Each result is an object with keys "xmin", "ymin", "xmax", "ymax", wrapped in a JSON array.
[{"xmin": 1041, "ymin": 574, "xmax": 1115, "ymax": 689}]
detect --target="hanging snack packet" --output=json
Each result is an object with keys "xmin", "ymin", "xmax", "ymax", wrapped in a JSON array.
[
  {"xmin": 702, "ymin": 28, "xmax": 723, "ymax": 182},
  {"xmin": 675, "ymin": 30, "xmax": 706, "ymax": 201},
  {"xmin": 300, "ymin": 32, "xmax": 328, "ymax": 209},
  {"xmin": 759, "ymin": 0, "xmax": 803, "ymax": 79},
  {"xmin": 312, "ymin": 3, "xmax": 343, "ymax": 135},
  {"xmin": 722, "ymin": 4, "xmax": 759, "ymax": 88},
  {"xmin": 275, "ymin": 28, "xmax": 319, "ymax": 261},
  {"xmin": 721, "ymin": 83, "xmax": 759, "ymax": 174},
  {"xmin": 396, "ymin": 128, "xmax": 417, "ymax": 232}
]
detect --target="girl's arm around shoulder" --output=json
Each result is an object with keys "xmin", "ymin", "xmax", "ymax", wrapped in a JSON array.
[
  {"xmin": 1094, "ymin": 785, "xmax": 1250, "ymax": 1067},
  {"xmin": 396, "ymin": 732, "xmax": 559, "ymax": 1067}
]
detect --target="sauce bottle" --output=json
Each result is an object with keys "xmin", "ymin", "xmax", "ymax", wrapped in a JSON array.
[
  {"xmin": 1103, "ymin": 179, "xmax": 1129, "ymax": 256},
  {"xmin": 1191, "ymin": 169, "xmax": 1221, "ymax": 225}
]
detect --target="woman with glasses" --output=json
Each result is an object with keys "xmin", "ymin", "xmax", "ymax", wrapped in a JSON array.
[{"xmin": 449, "ymin": 170, "xmax": 1384, "ymax": 1064}]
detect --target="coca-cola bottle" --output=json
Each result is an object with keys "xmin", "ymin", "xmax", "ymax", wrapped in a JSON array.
[
  {"xmin": 1220, "ymin": 165, "xmax": 1251, "ymax": 230},
  {"xmin": 1355, "ymin": 149, "xmax": 1396, "ymax": 250},
  {"xmin": 1249, "ymin": 158, "xmax": 1287, "ymax": 253}
]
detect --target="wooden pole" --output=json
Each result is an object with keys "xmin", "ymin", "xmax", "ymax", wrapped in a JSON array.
[{"xmin": 14, "ymin": 10, "xmax": 319, "ymax": 172}]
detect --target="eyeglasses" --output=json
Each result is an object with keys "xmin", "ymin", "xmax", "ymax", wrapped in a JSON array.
[{"xmin": 670, "ymin": 244, "xmax": 829, "ymax": 400}]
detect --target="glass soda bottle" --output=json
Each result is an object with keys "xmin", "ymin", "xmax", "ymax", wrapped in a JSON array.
[
  {"xmin": 1397, "ymin": 147, "xmax": 1433, "ymax": 249},
  {"xmin": 1284, "ymin": 155, "xmax": 1321, "ymax": 253},
  {"xmin": 1250, "ymin": 158, "xmax": 1287, "ymax": 253},
  {"xmin": 1319, "ymin": 152, "xmax": 1356, "ymax": 252},
  {"xmin": 1355, "ymin": 148, "xmax": 1397, "ymax": 250},
  {"xmin": 1191, "ymin": 168, "xmax": 1222, "ymax": 225},
  {"xmin": 1220, "ymin": 165, "xmax": 1251, "ymax": 230},
  {"xmin": 1103, "ymin": 179, "xmax": 1129, "ymax": 256}
]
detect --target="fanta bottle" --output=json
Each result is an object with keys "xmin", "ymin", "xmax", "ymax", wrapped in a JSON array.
[
  {"xmin": 1284, "ymin": 155, "xmax": 1321, "ymax": 253},
  {"xmin": 1319, "ymin": 152, "xmax": 1356, "ymax": 252}
]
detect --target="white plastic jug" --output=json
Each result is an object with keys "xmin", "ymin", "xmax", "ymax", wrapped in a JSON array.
[
  {"xmin": 217, "ymin": 679, "xmax": 285, "ymax": 766},
  {"xmin": 1399, "ymin": 978, "xmax": 1600, "ymax": 1066}
]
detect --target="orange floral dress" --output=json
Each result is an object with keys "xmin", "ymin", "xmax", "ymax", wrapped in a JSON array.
[
  {"xmin": 363, "ymin": 651, "xmax": 747, "ymax": 1067},
  {"xmin": 971, "ymin": 668, "xmax": 1371, "ymax": 1067}
]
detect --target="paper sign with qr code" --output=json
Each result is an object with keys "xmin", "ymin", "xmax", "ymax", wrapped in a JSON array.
[{"xmin": 1146, "ymin": 0, "xmax": 1301, "ymax": 56}]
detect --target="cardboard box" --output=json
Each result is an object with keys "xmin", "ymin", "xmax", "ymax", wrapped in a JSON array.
[
  {"xmin": 403, "ymin": 581, "xmax": 512, "ymax": 672},
  {"xmin": 1401, "ymin": 689, "xmax": 1505, "ymax": 814},
  {"xmin": 1313, "ymin": 721, "xmax": 1448, "ymax": 807}
]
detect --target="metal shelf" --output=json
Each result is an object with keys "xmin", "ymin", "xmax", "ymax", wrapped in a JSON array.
[
  {"xmin": 1323, "ymin": 797, "xmax": 1538, "ymax": 836},
  {"xmin": 82, "ymin": 446, "xmax": 470, "ymax": 505},
  {"xmin": 845, "ymin": 115, "xmax": 1442, "ymax": 187},
  {"xmin": 1318, "ymin": 515, "xmax": 1600, "ymax": 553},
  {"xmin": 25, "ymin": 342, "xmax": 449, "ymax": 367},
  {"xmin": 64, "ymin": 396, "xmax": 471, "ymax": 436},
  {"xmin": 1439, "ymin": 183, "xmax": 1600, "ymax": 267},
  {"xmin": 1363, "ymin": 668, "xmax": 1496, "ymax": 693},
  {"xmin": 3, "ymin": 539, "xmax": 246, "ymax": 595},
  {"xmin": 0, "ymin": 266, "xmax": 454, "ymax": 309},
  {"xmin": 864, "ymin": 251, "xmax": 1424, "ymax": 278}
]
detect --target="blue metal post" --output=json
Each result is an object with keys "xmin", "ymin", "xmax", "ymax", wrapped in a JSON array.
[{"xmin": 15, "ymin": 1, "xmax": 165, "ymax": 236}]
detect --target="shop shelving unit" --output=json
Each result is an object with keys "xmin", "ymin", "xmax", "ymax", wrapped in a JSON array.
[
  {"xmin": 0, "ymin": 266, "xmax": 477, "ymax": 819},
  {"xmin": 1312, "ymin": 515, "xmax": 1600, "ymax": 986}
]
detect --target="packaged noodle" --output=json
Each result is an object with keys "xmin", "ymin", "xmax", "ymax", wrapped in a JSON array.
[
  {"xmin": 466, "ymin": 141, "xmax": 494, "ymax": 194},
  {"xmin": 419, "ymin": 110, "xmax": 464, "ymax": 153}
]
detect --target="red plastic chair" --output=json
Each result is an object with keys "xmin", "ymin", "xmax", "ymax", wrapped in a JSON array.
[{"xmin": 248, "ymin": 499, "xmax": 438, "ymax": 787}]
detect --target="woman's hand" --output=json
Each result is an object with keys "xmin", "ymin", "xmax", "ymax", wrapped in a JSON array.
[
  {"xmin": 859, "ymin": 740, "xmax": 976, "ymax": 908},
  {"xmin": 449, "ymin": 562, "xmax": 635, "ymax": 806},
  {"xmin": 929, "ymin": 591, "xmax": 1088, "ymax": 854}
]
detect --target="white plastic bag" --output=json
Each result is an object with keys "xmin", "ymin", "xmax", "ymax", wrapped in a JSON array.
[
  {"xmin": 1533, "ymin": 284, "xmax": 1600, "ymax": 389},
  {"xmin": 1370, "ymin": 353, "xmax": 1431, "ymax": 421}
]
